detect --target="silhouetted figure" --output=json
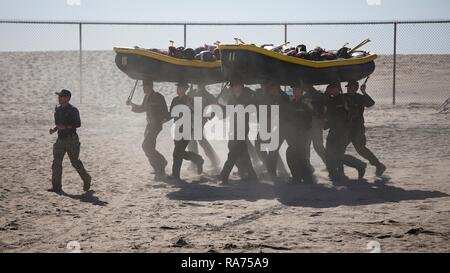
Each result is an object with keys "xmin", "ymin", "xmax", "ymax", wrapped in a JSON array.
[
  {"xmin": 127, "ymin": 80, "xmax": 170, "ymax": 179},
  {"xmin": 285, "ymin": 86, "xmax": 314, "ymax": 184},
  {"xmin": 303, "ymin": 85, "xmax": 327, "ymax": 167},
  {"xmin": 169, "ymin": 82, "xmax": 204, "ymax": 181},
  {"xmin": 254, "ymin": 81, "xmax": 290, "ymax": 179},
  {"xmin": 187, "ymin": 84, "xmax": 221, "ymax": 170},
  {"xmin": 324, "ymin": 83, "xmax": 366, "ymax": 182},
  {"xmin": 219, "ymin": 81, "xmax": 258, "ymax": 183},
  {"xmin": 50, "ymin": 89, "xmax": 91, "ymax": 192},
  {"xmin": 345, "ymin": 80, "xmax": 387, "ymax": 176}
]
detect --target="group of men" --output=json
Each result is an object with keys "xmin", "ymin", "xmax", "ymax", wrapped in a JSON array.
[
  {"xmin": 48, "ymin": 79, "xmax": 386, "ymax": 192},
  {"xmin": 125, "ymin": 78, "xmax": 386, "ymax": 184}
]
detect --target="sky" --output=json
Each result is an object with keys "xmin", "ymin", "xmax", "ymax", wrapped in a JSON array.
[{"xmin": 0, "ymin": 0, "xmax": 449, "ymax": 53}]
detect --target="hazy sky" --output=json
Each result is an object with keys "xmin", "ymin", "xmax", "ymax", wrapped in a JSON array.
[
  {"xmin": 0, "ymin": 0, "xmax": 449, "ymax": 53},
  {"xmin": 1, "ymin": 0, "xmax": 450, "ymax": 22}
]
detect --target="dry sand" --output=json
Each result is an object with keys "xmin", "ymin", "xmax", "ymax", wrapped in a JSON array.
[{"xmin": 0, "ymin": 51, "xmax": 449, "ymax": 252}]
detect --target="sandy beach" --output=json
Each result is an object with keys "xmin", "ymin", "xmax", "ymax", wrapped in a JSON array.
[{"xmin": 0, "ymin": 51, "xmax": 449, "ymax": 252}]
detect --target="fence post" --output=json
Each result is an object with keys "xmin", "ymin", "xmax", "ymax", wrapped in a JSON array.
[
  {"xmin": 284, "ymin": 24, "xmax": 288, "ymax": 92},
  {"xmin": 183, "ymin": 24, "xmax": 187, "ymax": 48},
  {"xmin": 79, "ymin": 23, "xmax": 83, "ymax": 104},
  {"xmin": 284, "ymin": 24, "xmax": 288, "ymax": 44},
  {"xmin": 393, "ymin": 22, "xmax": 397, "ymax": 105}
]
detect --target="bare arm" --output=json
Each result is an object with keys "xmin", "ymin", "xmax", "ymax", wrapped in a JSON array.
[
  {"xmin": 130, "ymin": 96, "xmax": 147, "ymax": 113},
  {"xmin": 360, "ymin": 84, "xmax": 375, "ymax": 107},
  {"xmin": 160, "ymin": 95, "xmax": 171, "ymax": 123}
]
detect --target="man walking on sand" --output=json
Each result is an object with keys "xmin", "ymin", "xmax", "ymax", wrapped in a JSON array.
[
  {"xmin": 345, "ymin": 80, "xmax": 387, "ymax": 176},
  {"xmin": 49, "ymin": 89, "xmax": 91, "ymax": 193},
  {"xmin": 219, "ymin": 81, "xmax": 258, "ymax": 184},
  {"xmin": 169, "ymin": 82, "xmax": 204, "ymax": 181},
  {"xmin": 285, "ymin": 86, "xmax": 314, "ymax": 184},
  {"xmin": 187, "ymin": 84, "xmax": 221, "ymax": 171},
  {"xmin": 127, "ymin": 80, "xmax": 170, "ymax": 179},
  {"xmin": 324, "ymin": 84, "xmax": 367, "ymax": 182},
  {"xmin": 303, "ymin": 84, "xmax": 327, "ymax": 169}
]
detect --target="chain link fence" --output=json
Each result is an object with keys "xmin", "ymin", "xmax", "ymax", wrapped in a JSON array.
[{"xmin": 0, "ymin": 20, "xmax": 449, "ymax": 106}]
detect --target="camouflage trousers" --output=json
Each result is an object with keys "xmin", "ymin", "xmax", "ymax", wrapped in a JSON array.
[
  {"xmin": 220, "ymin": 140, "xmax": 257, "ymax": 180},
  {"xmin": 305, "ymin": 117, "xmax": 327, "ymax": 166},
  {"xmin": 348, "ymin": 126, "xmax": 381, "ymax": 167},
  {"xmin": 143, "ymin": 124, "xmax": 167, "ymax": 174},
  {"xmin": 326, "ymin": 127, "xmax": 366, "ymax": 178},
  {"xmin": 52, "ymin": 134, "xmax": 91, "ymax": 190}
]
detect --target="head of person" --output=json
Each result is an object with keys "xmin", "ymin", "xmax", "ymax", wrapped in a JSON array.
[
  {"xmin": 291, "ymin": 86, "xmax": 303, "ymax": 100},
  {"xmin": 143, "ymin": 79, "xmax": 154, "ymax": 94},
  {"xmin": 197, "ymin": 84, "xmax": 206, "ymax": 91},
  {"xmin": 55, "ymin": 89, "xmax": 71, "ymax": 105},
  {"xmin": 325, "ymin": 83, "xmax": 341, "ymax": 97},
  {"xmin": 176, "ymin": 82, "xmax": 189, "ymax": 96},
  {"xmin": 263, "ymin": 80, "xmax": 280, "ymax": 95},
  {"xmin": 346, "ymin": 80, "xmax": 359, "ymax": 95},
  {"xmin": 230, "ymin": 81, "xmax": 244, "ymax": 97},
  {"xmin": 301, "ymin": 83, "xmax": 314, "ymax": 93}
]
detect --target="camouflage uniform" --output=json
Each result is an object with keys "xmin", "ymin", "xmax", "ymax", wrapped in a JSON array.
[
  {"xmin": 304, "ymin": 88, "xmax": 327, "ymax": 166},
  {"xmin": 186, "ymin": 86, "xmax": 221, "ymax": 168},
  {"xmin": 345, "ymin": 93, "xmax": 383, "ymax": 167},
  {"xmin": 52, "ymin": 104, "xmax": 91, "ymax": 191},
  {"xmin": 219, "ymin": 88, "xmax": 257, "ymax": 183},
  {"xmin": 285, "ymin": 97, "xmax": 314, "ymax": 183},
  {"xmin": 170, "ymin": 94, "xmax": 204, "ymax": 180},
  {"xmin": 325, "ymin": 94, "xmax": 366, "ymax": 180},
  {"xmin": 131, "ymin": 91, "xmax": 170, "ymax": 175},
  {"xmin": 254, "ymin": 87, "xmax": 290, "ymax": 177}
]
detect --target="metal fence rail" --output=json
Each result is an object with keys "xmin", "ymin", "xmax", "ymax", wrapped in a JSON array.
[{"xmin": 1, "ymin": 19, "xmax": 449, "ymax": 104}]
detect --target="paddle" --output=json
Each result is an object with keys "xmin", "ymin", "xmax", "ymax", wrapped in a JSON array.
[
  {"xmin": 233, "ymin": 38, "xmax": 245, "ymax": 45},
  {"xmin": 271, "ymin": 42, "xmax": 290, "ymax": 52},
  {"xmin": 126, "ymin": 80, "xmax": 139, "ymax": 105},
  {"xmin": 349, "ymin": 38, "xmax": 371, "ymax": 54}
]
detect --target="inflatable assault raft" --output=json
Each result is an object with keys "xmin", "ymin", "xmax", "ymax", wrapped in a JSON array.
[
  {"xmin": 219, "ymin": 44, "xmax": 377, "ymax": 85},
  {"xmin": 114, "ymin": 47, "xmax": 224, "ymax": 84}
]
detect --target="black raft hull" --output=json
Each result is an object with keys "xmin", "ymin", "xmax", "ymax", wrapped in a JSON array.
[
  {"xmin": 114, "ymin": 47, "xmax": 224, "ymax": 84},
  {"xmin": 219, "ymin": 45, "xmax": 377, "ymax": 85}
]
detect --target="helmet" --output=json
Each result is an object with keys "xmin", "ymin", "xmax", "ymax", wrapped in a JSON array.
[
  {"xmin": 194, "ymin": 46, "xmax": 206, "ymax": 55},
  {"xmin": 296, "ymin": 44, "xmax": 307, "ymax": 53},
  {"xmin": 308, "ymin": 51, "xmax": 323, "ymax": 61},
  {"xmin": 283, "ymin": 47, "xmax": 295, "ymax": 54},
  {"xmin": 285, "ymin": 49, "xmax": 297, "ymax": 57},
  {"xmin": 195, "ymin": 51, "xmax": 216, "ymax": 62},
  {"xmin": 183, "ymin": 48, "xmax": 196, "ymax": 60},
  {"xmin": 336, "ymin": 47, "xmax": 351, "ymax": 59},
  {"xmin": 321, "ymin": 52, "xmax": 337, "ymax": 60},
  {"xmin": 296, "ymin": 52, "xmax": 309, "ymax": 59},
  {"xmin": 204, "ymin": 44, "xmax": 217, "ymax": 52},
  {"xmin": 314, "ymin": 46, "xmax": 325, "ymax": 53}
]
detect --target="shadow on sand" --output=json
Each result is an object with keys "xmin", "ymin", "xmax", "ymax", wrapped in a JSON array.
[
  {"xmin": 56, "ymin": 190, "xmax": 109, "ymax": 206},
  {"xmin": 165, "ymin": 176, "xmax": 449, "ymax": 208}
]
